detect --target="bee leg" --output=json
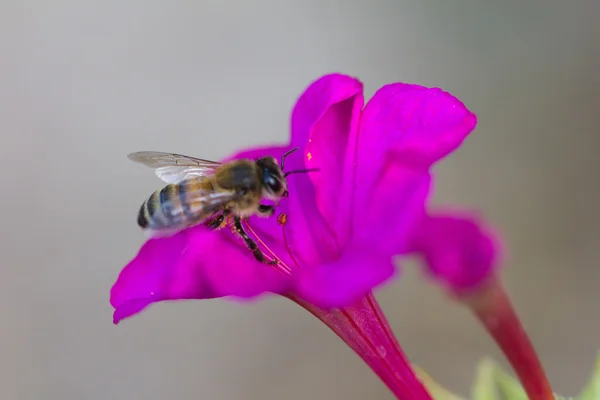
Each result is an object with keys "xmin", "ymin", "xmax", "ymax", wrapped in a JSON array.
[
  {"xmin": 257, "ymin": 204, "xmax": 275, "ymax": 217},
  {"xmin": 206, "ymin": 209, "xmax": 231, "ymax": 230},
  {"xmin": 233, "ymin": 216, "xmax": 277, "ymax": 265},
  {"xmin": 206, "ymin": 214, "xmax": 225, "ymax": 230}
]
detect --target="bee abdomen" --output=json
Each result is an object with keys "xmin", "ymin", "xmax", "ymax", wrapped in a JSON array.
[
  {"xmin": 137, "ymin": 203, "xmax": 149, "ymax": 228},
  {"xmin": 137, "ymin": 184, "xmax": 184, "ymax": 230}
]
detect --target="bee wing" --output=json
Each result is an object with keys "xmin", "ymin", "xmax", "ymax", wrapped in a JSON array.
[
  {"xmin": 127, "ymin": 151, "xmax": 222, "ymax": 184},
  {"xmin": 144, "ymin": 188, "xmax": 240, "ymax": 237},
  {"xmin": 128, "ymin": 151, "xmax": 223, "ymax": 168},
  {"xmin": 153, "ymin": 166, "xmax": 215, "ymax": 184}
]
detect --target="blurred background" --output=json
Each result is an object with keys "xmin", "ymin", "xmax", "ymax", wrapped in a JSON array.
[{"xmin": 1, "ymin": 1, "xmax": 599, "ymax": 399}]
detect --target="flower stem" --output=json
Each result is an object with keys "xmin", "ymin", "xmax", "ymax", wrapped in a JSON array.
[
  {"xmin": 289, "ymin": 292, "xmax": 433, "ymax": 400},
  {"xmin": 461, "ymin": 278, "xmax": 554, "ymax": 400}
]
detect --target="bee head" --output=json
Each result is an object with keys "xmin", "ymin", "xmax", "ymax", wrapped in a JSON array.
[{"xmin": 256, "ymin": 156, "xmax": 288, "ymax": 200}]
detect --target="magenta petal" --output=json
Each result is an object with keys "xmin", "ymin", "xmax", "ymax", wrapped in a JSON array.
[
  {"xmin": 355, "ymin": 84, "xmax": 477, "ymax": 209},
  {"xmin": 291, "ymin": 73, "xmax": 364, "ymax": 246},
  {"xmin": 290, "ymin": 73, "xmax": 364, "ymax": 150},
  {"xmin": 110, "ymin": 227, "xmax": 289, "ymax": 324},
  {"xmin": 278, "ymin": 171, "xmax": 341, "ymax": 267},
  {"xmin": 350, "ymin": 83, "xmax": 475, "ymax": 257},
  {"xmin": 294, "ymin": 248, "xmax": 397, "ymax": 308},
  {"xmin": 410, "ymin": 212, "xmax": 501, "ymax": 292},
  {"xmin": 353, "ymin": 165, "xmax": 432, "ymax": 257},
  {"xmin": 110, "ymin": 231, "xmax": 205, "ymax": 322}
]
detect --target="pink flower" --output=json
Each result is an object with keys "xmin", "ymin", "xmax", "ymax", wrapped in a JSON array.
[
  {"xmin": 110, "ymin": 73, "xmax": 481, "ymax": 324},
  {"xmin": 408, "ymin": 211, "xmax": 502, "ymax": 293}
]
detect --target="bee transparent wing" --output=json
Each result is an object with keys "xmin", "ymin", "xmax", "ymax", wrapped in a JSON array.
[
  {"xmin": 128, "ymin": 151, "xmax": 223, "ymax": 168},
  {"xmin": 144, "ymin": 188, "xmax": 240, "ymax": 238},
  {"xmin": 153, "ymin": 166, "xmax": 214, "ymax": 184},
  {"xmin": 128, "ymin": 151, "xmax": 222, "ymax": 184}
]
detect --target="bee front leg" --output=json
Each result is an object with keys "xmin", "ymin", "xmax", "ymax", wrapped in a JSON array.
[
  {"xmin": 257, "ymin": 204, "xmax": 275, "ymax": 217},
  {"xmin": 233, "ymin": 216, "xmax": 277, "ymax": 265}
]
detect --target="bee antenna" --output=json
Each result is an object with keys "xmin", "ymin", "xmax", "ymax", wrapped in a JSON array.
[
  {"xmin": 280, "ymin": 147, "xmax": 299, "ymax": 171},
  {"xmin": 284, "ymin": 168, "xmax": 320, "ymax": 177}
]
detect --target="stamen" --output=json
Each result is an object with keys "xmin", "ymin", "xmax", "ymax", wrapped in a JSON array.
[{"xmin": 280, "ymin": 217, "xmax": 301, "ymax": 269}]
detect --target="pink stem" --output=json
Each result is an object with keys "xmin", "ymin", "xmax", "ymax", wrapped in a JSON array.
[
  {"xmin": 462, "ymin": 278, "xmax": 554, "ymax": 400},
  {"xmin": 288, "ymin": 292, "xmax": 433, "ymax": 400}
]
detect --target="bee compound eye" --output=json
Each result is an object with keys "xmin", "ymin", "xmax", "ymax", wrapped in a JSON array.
[{"xmin": 267, "ymin": 177, "xmax": 282, "ymax": 192}]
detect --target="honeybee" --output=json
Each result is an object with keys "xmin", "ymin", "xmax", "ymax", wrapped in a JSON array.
[{"xmin": 127, "ymin": 148, "xmax": 315, "ymax": 264}]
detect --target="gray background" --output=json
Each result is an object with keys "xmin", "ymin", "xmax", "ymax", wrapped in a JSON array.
[{"xmin": 1, "ymin": 1, "xmax": 599, "ymax": 399}]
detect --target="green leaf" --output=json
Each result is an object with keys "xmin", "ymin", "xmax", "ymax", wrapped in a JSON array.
[
  {"xmin": 413, "ymin": 366, "xmax": 466, "ymax": 400},
  {"xmin": 578, "ymin": 352, "xmax": 600, "ymax": 400},
  {"xmin": 470, "ymin": 358, "xmax": 525, "ymax": 400},
  {"xmin": 414, "ymin": 360, "xmax": 529, "ymax": 400},
  {"xmin": 471, "ymin": 359, "xmax": 499, "ymax": 400},
  {"xmin": 414, "ymin": 355, "xmax": 588, "ymax": 400},
  {"xmin": 470, "ymin": 359, "xmax": 572, "ymax": 400},
  {"xmin": 489, "ymin": 360, "xmax": 528, "ymax": 400}
]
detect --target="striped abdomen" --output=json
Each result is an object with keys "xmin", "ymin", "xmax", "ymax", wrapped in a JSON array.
[{"xmin": 137, "ymin": 178, "xmax": 217, "ymax": 231}]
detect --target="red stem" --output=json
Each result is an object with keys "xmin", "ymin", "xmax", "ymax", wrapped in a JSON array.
[
  {"xmin": 288, "ymin": 292, "xmax": 433, "ymax": 400},
  {"xmin": 463, "ymin": 278, "xmax": 554, "ymax": 400}
]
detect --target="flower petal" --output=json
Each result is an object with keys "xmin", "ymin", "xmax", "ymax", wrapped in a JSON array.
[
  {"xmin": 349, "ymin": 82, "xmax": 476, "ymax": 257},
  {"xmin": 279, "ymin": 175, "xmax": 341, "ymax": 267},
  {"xmin": 354, "ymin": 83, "xmax": 477, "ymax": 216},
  {"xmin": 409, "ymin": 211, "xmax": 501, "ymax": 292},
  {"xmin": 110, "ymin": 227, "xmax": 289, "ymax": 324},
  {"xmin": 291, "ymin": 73, "xmax": 364, "ymax": 246},
  {"xmin": 290, "ymin": 73, "xmax": 364, "ymax": 151},
  {"xmin": 294, "ymin": 168, "xmax": 429, "ymax": 308},
  {"xmin": 232, "ymin": 75, "xmax": 368, "ymax": 267},
  {"xmin": 353, "ymin": 166, "xmax": 432, "ymax": 256},
  {"xmin": 294, "ymin": 247, "xmax": 397, "ymax": 308}
]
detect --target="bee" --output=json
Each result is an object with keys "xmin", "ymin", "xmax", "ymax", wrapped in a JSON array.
[{"xmin": 127, "ymin": 148, "xmax": 316, "ymax": 264}]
